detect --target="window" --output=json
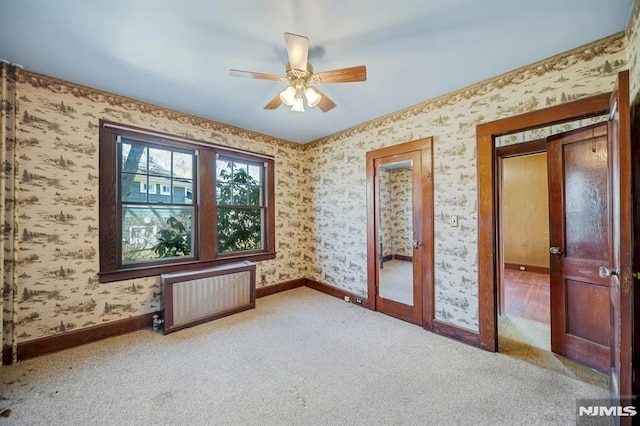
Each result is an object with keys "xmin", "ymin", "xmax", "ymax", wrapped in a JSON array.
[
  {"xmin": 129, "ymin": 225, "xmax": 158, "ymax": 245},
  {"xmin": 140, "ymin": 182, "xmax": 157, "ymax": 194},
  {"xmin": 160, "ymin": 185, "xmax": 172, "ymax": 196},
  {"xmin": 120, "ymin": 141, "xmax": 195, "ymax": 264},
  {"xmin": 99, "ymin": 121, "xmax": 275, "ymax": 282},
  {"xmin": 216, "ymin": 157, "xmax": 265, "ymax": 253}
]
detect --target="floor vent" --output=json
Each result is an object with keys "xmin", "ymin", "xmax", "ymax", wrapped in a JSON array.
[{"xmin": 161, "ymin": 261, "xmax": 256, "ymax": 334}]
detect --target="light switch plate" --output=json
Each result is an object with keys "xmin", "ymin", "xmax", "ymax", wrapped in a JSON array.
[{"xmin": 451, "ymin": 215, "xmax": 458, "ymax": 227}]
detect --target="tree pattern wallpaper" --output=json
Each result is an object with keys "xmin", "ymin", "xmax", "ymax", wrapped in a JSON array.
[
  {"xmin": 0, "ymin": 72, "xmax": 309, "ymax": 353},
  {"xmin": 379, "ymin": 167, "xmax": 413, "ymax": 259},
  {"xmin": 1, "ymin": 24, "xmax": 636, "ymax": 355},
  {"xmin": 303, "ymin": 33, "xmax": 628, "ymax": 331}
]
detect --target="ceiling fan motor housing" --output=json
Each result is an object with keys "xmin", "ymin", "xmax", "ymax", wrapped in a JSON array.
[{"xmin": 285, "ymin": 62, "xmax": 314, "ymax": 82}]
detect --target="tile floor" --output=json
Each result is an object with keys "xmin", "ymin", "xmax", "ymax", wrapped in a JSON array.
[{"xmin": 499, "ymin": 314, "xmax": 609, "ymax": 389}]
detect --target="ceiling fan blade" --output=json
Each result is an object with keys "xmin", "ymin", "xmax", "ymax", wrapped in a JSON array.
[
  {"xmin": 229, "ymin": 69, "xmax": 282, "ymax": 81},
  {"xmin": 313, "ymin": 88, "xmax": 337, "ymax": 112},
  {"xmin": 263, "ymin": 93, "xmax": 283, "ymax": 110},
  {"xmin": 284, "ymin": 32, "xmax": 309, "ymax": 71},
  {"xmin": 316, "ymin": 65, "xmax": 367, "ymax": 84}
]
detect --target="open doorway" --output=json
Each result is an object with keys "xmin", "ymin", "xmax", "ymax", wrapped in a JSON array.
[
  {"xmin": 499, "ymin": 150, "xmax": 551, "ymax": 357},
  {"xmin": 497, "ymin": 143, "xmax": 555, "ymax": 379},
  {"xmin": 495, "ymin": 120, "xmax": 609, "ymax": 388},
  {"xmin": 477, "ymin": 74, "xmax": 633, "ymax": 410}
]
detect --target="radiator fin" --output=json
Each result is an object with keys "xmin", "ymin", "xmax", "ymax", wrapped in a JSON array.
[
  {"xmin": 173, "ymin": 271, "xmax": 250, "ymax": 326},
  {"xmin": 161, "ymin": 261, "xmax": 256, "ymax": 333}
]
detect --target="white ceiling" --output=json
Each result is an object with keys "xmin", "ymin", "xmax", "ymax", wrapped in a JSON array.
[{"xmin": 0, "ymin": 0, "xmax": 633, "ymax": 143}]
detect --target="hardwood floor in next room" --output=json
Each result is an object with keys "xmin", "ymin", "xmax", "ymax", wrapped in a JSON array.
[
  {"xmin": 503, "ymin": 268, "xmax": 549, "ymax": 324},
  {"xmin": 499, "ymin": 269, "xmax": 608, "ymax": 389}
]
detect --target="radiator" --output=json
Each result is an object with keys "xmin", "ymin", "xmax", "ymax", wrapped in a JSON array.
[{"xmin": 161, "ymin": 261, "xmax": 256, "ymax": 334}]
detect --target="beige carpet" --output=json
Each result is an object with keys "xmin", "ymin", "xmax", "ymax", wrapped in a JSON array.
[{"xmin": 0, "ymin": 287, "xmax": 607, "ymax": 425}]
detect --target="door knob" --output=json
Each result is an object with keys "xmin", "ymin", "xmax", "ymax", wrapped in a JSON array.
[
  {"xmin": 412, "ymin": 240, "xmax": 421, "ymax": 248},
  {"xmin": 549, "ymin": 246, "xmax": 563, "ymax": 255},
  {"xmin": 598, "ymin": 266, "xmax": 619, "ymax": 278}
]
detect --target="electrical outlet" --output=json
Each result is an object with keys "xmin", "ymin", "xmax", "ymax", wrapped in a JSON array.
[
  {"xmin": 450, "ymin": 215, "xmax": 458, "ymax": 227},
  {"xmin": 344, "ymin": 296, "xmax": 351, "ymax": 303},
  {"xmin": 355, "ymin": 298, "xmax": 363, "ymax": 305}
]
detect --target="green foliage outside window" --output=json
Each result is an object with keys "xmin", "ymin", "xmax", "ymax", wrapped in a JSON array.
[
  {"xmin": 153, "ymin": 215, "xmax": 192, "ymax": 257},
  {"xmin": 216, "ymin": 161, "xmax": 263, "ymax": 253},
  {"xmin": 121, "ymin": 207, "xmax": 193, "ymax": 263}
]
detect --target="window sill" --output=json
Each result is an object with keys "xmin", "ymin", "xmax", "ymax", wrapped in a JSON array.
[{"xmin": 98, "ymin": 252, "xmax": 276, "ymax": 283}]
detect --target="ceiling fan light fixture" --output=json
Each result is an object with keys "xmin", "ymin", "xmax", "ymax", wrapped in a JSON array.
[
  {"xmin": 279, "ymin": 85, "xmax": 297, "ymax": 106},
  {"xmin": 291, "ymin": 96, "xmax": 305, "ymax": 112},
  {"xmin": 304, "ymin": 87, "xmax": 321, "ymax": 107},
  {"xmin": 230, "ymin": 33, "xmax": 365, "ymax": 113}
]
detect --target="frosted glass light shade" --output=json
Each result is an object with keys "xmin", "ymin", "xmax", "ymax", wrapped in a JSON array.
[
  {"xmin": 304, "ymin": 87, "xmax": 321, "ymax": 107},
  {"xmin": 279, "ymin": 86, "xmax": 296, "ymax": 106},
  {"xmin": 291, "ymin": 96, "xmax": 305, "ymax": 112}
]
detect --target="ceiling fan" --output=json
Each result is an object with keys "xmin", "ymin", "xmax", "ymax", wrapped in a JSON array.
[{"xmin": 229, "ymin": 32, "xmax": 367, "ymax": 113}]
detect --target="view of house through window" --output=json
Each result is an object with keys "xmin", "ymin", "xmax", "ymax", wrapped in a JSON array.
[
  {"xmin": 120, "ymin": 141, "xmax": 195, "ymax": 263},
  {"xmin": 99, "ymin": 121, "xmax": 276, "ymax": 282}
]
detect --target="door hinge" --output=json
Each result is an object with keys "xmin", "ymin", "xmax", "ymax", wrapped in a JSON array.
[{"xmin": 632, "ymin": 272, "xmax": 640, "ymax": 280}]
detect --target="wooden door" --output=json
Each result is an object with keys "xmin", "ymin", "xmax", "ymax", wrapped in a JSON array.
[
  {"xmin": 547, "ymin": 122, "xmax": 610, "ymax": 373},
  {"xmin": 373, "ymin": 150, "xmax": 423, "ymax": 325},
  {"xmin": 607, "ymin": 70, "xmax": 632, "ymax": 411}
]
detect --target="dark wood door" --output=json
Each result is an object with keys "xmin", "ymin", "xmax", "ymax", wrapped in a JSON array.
[
  {"xmin": 366, "ymin": 138, "xmax": 434, "ymax": 329},
  {"xmin": 373, "ymin": 150, "xmax": 423, "ymax": 325},
  {"xmin": 547, "ymin": 122, "xmax": 610, "ymax": 373},
  {"xmin": 607, "ymin": 70, "xmax": 632, "ymax": 413}
]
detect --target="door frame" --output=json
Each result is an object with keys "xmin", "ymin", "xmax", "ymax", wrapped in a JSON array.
[
  {"xmin": 366, "ymin": 138, "xmax": 434, "ymax": 328},
  {"xmin": 608, "ymin": 71, "xmax": 633, "ymax": 411},
  {"xmin": 476, "ymin": 92, "xmax": 611, "ymax": 351}
]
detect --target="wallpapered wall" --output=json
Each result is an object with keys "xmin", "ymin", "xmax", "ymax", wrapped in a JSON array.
[
  {"xmin": 304, "ymin": 33, "xmax": 627, "ymax": 331},
  {"xmin": 629, "ymin": 0, "xmax": 640, "ymax": 134},
  {"xmin": 629, "ymin": 0, "xmax": 640, "ymax": 102},
  {"xmin": 1, "ymin": 16, "xmax": 637, "ymax": 352},
  {"xmin": 379, "ymin": 167, "xmax": 413, "ymax": 258},
  {"xmin": 0, "ymin": 71, "xmax": 310, "ymax": 351},
  {"xmin": 379, "ymin": 168, "xmax": 394, "ymax": 259}
]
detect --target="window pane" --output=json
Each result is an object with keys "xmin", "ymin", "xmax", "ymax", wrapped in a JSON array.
[
  {"xmin": 122, "ymin": 205, "xmax": 194, "ymax": 263},
  {"xmin": 217, "ymin": 182, "xmax": 233, "ymax": 205},
  {"xmin": 217, "ymin": 159, "xmax": 232, "ymax": 182},
  {"xmin": 122, "ymin": 174, "xmax": 149, "ymax": 202},
  {"xmin": 148, "ymin": 147, "xmax": 172, "ymax": 177},
  {"xmin": 232, "ymin": 163, "xmax": 250, "ymax": 184},
  {"xmin": 248, "ymin": 165, "xmax": 262, "ymax": 184},
  {"xmin": 180, "ymin": 181, "xmax": 194, "ymax": 204},
  {"xmin": 233, "ymin": 184, "xmax": 249, "ymax": 206},
  {"xmin": 174, "ymin": 152, "xmax": 193, "ymax": 179},
  {"xmin": 149, "ymin": 177, "xmax": 172, "ymax": 203},
  {"xmin": 217, "ymin": 207, "xmax": 262, "ymax": 253},
  {"xmin": 248, "ymin": 186, "xmax": 262, "ymax": 206},
  {"xmin": 121, "ymin": 143, "xmax": 147, "ymax": 174}
]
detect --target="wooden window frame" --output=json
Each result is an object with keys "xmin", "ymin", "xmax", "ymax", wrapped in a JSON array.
[
  {"xmin": 99, "ymin": 120, "xmax": 276, "ymax": 283},
  {"xmin": 215, "ymin": 154, "xmax": 269, "ymax": 257}
]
